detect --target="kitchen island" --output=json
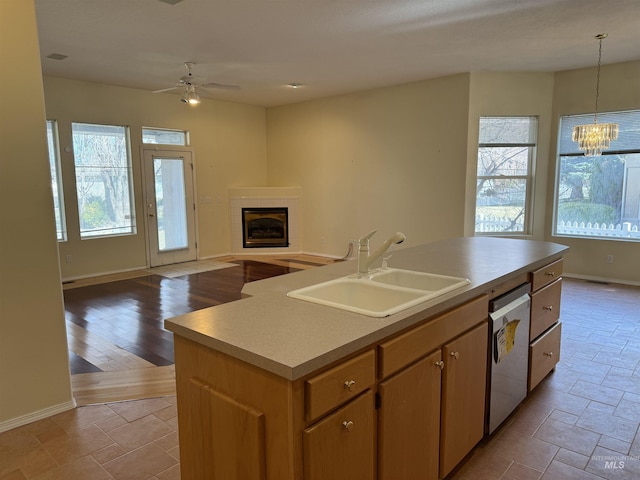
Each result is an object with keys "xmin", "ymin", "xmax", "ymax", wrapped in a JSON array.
[{"xmin": 165, "ymin": 237, "xmax": 568, "ymax": 480}]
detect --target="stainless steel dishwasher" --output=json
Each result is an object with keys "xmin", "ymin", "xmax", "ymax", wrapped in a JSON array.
[{"xmin": 487, "ymin": 282, "xmax": 531, "ymax": 434}]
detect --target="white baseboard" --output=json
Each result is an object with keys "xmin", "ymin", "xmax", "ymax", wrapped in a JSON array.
[
  {"xmin": 61, "ymin": 265, "xmax": 148, "ymax": 283},
  {"xmin": 0, "ymin": 399, "xmax": 76, "ymax": 434},
  {"xmin": 563, "ymin": 272, "xmax": 640, "ymax": 287}
]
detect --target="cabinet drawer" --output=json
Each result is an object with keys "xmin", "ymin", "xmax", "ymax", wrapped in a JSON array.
[
  {"xmin": 487, "ymin": 273, "xmax": 529, "ymax": 300},
  {"xmin": 305, "ymin": 349, "xmax": 375, "ymax": 422},
  {"xmin": 378, "ymin": 295, "xmax": 488, "ymax": 379},
  {"xmin": 529, "ymin": 322, "xmax": 561, "ymax": 391},
  {"xmin": 530, "ymin": 258, "xmax": 563, "ymax": 291},
  {"xmin": 303, "ymin": 390, "xmax": 375, "ymax": 480},
  {"xmin": 530, "ymin": 278, "xmax": 562, "ymax": 340}
]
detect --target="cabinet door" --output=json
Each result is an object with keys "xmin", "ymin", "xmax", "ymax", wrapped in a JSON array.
[
  {"xmin": 440, "ymin": 322, "xmax": 488, "ymax": 478},
  {"xmin": 529, "ymin": 322, "xmax": 562, "ymax": 391},
  {"xmin": 303, "ymin": 390, "xmax": 375, "ymax": 480},
  {"xmin": 530, "ymin": 278, "xmax": 562, "ymax": 340},
  {"xmin": 379, "ymin": 350, "xmax": 442, "ymax": 480}
]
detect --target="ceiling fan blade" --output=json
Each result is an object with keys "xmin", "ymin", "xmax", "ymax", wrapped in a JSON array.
[
  {"xmin": 153, "ymin": 86, "xmax": 181, "ymax": 93},
  {"xmin": 200, "ymin": 82, "xmax": 241, "ymax": 91}
]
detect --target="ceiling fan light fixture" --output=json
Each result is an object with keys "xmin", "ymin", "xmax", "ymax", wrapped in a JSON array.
[
  {"xmin": 186, "ymin": 89, "xmax": 200, "ymax": 105},
  {"xmin": 180, "ymin": 84, "xmax": 201, "ymax": 105}
]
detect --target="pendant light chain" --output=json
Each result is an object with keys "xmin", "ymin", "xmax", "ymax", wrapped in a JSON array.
[{"xmin": 593, "ymin": 34, "xmax": 604, "ymax": 123}]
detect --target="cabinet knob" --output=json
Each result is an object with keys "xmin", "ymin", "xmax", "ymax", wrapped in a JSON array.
[
  {"xmin": 543, "ymin": 305, "xmax": 553, "ymax": 311},
  {"xmin": 344, "ymin": 380, "xmax": 356, "ymax": 391},
  {"xmin": 434, "ymin": 360, "xmax": 444, "ymax": 370},
  {"xmin": 545, "ymin": 271, "xmax": 555, "ymax": 277},
  {"xmin": 342, "ymin": 420, "xmax": 354, "ymax": 431},
  {"xmin": 544, "ymin": 351, "xmax": 554, "ymax": 357},
  {"xmin": 450, "ymin": 351, "xmax": 460, "ymax": 360}
]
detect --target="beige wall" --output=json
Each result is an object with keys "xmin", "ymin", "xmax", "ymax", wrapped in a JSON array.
[
  {"xmin": 465, "ymin": 72, "xmax": 555, "ymax": 239},
  {"xmin": 0, "ymin": 0, "xmax": 73, "ymax": 429},
  {"xmin": 548, "ymin": 61, "xmax": 640, "ymax": 284},
  {"xmin": 44, "ymin": 77, "xmax": 267, "ymax": 279},
  {"xmin": 266, "ymin": 74, "xmax": 471, "ymax": 256}
]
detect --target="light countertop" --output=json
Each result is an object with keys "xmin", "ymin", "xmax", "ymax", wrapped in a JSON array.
[{"xmin": 165, "ymin": 237, "xmax": 568, "ymax": 380}]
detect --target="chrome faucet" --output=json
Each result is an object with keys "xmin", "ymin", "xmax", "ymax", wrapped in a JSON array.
[{"xmin": 357, "ymin": 230, "xmax": 406, "ymax": 275}]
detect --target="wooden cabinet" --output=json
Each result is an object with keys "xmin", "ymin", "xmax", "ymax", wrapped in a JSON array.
[
  {"xmin": 378, "ymin": 351, "xmax": 442, "ymax": 480},
  {"xmin": 440, "ymin": 323, "xmax": 488, "ymax": 478},
  {"xmin": 170, "ymin": 249, "xmax": 567, "ymax": 480},
  {"xmin": 303, "ymin": 350, "xmax": 377, "ymax": 480},
  {"xmin": 528, "ymin": 259, "xmax": 563, "ymax": 391},
  {"xmin": 305, "ymin": 349, "xmax": 375, "ymax": 422},
  {"xmin": 530, "ymin": 278, "xmax": 562, "ymax": 339},
  {"xmin": 529, "ymin": 322, "xmax": 562, "ymax": 390},
  {"xmin": 377, "ymin": 296, "xmax": 488, "ymax": 480},
  {"xmin": 303, "ymin": 390, "xmax": 376, "ymax": 480}
]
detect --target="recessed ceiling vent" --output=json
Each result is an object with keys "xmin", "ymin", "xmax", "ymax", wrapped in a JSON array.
[
  {"xmin": 158, "ymin": 0, "xmax": 184, "ymax": 5},
  {"xmin": 46, "ymin": 53, "xmax": 68, "ymax": 61}
]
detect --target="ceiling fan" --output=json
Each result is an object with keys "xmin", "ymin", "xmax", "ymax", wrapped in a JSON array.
[{"xmin": 153, "ymin": 62, "xmax": 240, "ymax": 104}]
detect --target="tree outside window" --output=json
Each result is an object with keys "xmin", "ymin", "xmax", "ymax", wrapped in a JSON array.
[
  {"xmin": 475, "ymin": 117, "xmax": 537, "ymax": 235},
  {"xmin": 555, "ymin": 110, "xmax": 640, "ymax": 241},
  {"xmin": 71, "ymin": 123, "xmax": 136, "ymax": 238}
]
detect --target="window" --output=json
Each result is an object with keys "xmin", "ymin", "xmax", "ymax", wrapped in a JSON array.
[
  {"xmin": 142, "ymin": 127, "xmax": 189, "ymax": 146},
  {"xmin": 554, "ymin": 110, "xmax": 640, "ymax": 241},
  {"xmin": 475, "ymin": 117, "xmax": 537, "ymax": 235},
  {"xmin": 46, "ymin": 120, "xmax": 67, "ymax": 241},
  {"xmin": 72, "ymin": 122, "xmax": 136, "ymax": 238}
]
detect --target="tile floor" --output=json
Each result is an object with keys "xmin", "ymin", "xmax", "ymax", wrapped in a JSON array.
[
  {"xmin": 1, "ymin": 278, "xmax": 639, "ymax": 479},
  {"xmin": 452, "ymin": 278, "xmax": 640, "ymax": 480}
]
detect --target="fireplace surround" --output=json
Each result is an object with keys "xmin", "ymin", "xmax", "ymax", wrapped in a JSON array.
[{"xmin": 229, "ymin": 187, "xmax": 300, "ymax": 254}]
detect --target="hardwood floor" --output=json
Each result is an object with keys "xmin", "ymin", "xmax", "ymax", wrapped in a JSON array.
[{"xmin": 64, "ymin": 255, "xmax": 334, "ymax": 405}]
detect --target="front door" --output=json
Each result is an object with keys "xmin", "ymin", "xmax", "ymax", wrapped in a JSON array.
[{"xmin": 143, "ymin": 149, "xmax": 197, "ymax": 267}]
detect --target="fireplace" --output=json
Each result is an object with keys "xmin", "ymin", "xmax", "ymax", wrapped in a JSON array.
[{"xmin": 242, "ymin": 207, "xmax": 289, "ymax": 248}]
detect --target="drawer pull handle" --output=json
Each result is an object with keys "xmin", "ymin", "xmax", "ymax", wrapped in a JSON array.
[
  {"xmin": 342, "ymin": 420, "xmax": 354, "ymax": 431},
  {"xmin": 450, "ymin": 351, "xmax": 460, "ymax": 360},
  {"xmin": 344, "ymin": 380, "xmax": 356, "ymax": 391},
  {"xmin": 434, "ymin": 361, "xmax": 444, "ymax": 370},
  {"xmin": 544, "ymin": 352, "xmax": 554, "ymax": 357},
  {"xmin": 543, "ymin": 305, "xmax": 553, "ymax": 311},
  {"xmin": 545, "ymin": 271, "xmax": 555, "ymax": 277}
]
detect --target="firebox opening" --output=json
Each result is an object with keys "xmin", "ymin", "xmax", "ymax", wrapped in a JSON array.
[{"xmin": 242, "ymin": 207, "xmax": 289, "ymax": 248}]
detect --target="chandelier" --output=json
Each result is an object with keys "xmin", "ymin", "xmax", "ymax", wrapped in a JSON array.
[{"xmin": 571, "ymin": 33, "xmax": 618, "ymax": 156}]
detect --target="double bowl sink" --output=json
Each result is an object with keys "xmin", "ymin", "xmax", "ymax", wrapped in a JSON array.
[{"xmin": 287, "ymin": 268, "xmax": 470, "ymax": 317}]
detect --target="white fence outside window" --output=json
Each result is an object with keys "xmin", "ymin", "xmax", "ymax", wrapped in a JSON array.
[{"xmin": 556, "ymin": 221, "xmax": 640, "ymax": 239}]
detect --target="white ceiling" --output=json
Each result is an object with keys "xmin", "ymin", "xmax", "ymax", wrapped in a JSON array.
[{"xmin": 35, "ymin": 0, "xmax": 640, "ymax": 107}]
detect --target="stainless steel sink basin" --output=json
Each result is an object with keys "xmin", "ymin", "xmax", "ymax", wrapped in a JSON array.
[{"xmin": 287, "ymin": 269, "xmax": 470, "ymax": 317}]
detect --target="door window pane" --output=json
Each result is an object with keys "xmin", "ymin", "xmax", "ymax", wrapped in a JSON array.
[
  {"xmin": 46, "ymin": 120, "xmax": 67, "ymax": 241},
  {"xmin": 72, "ymin": 123, "xmax": 136, "ymax": 238},
  {"xmin": 154, "ymin": 158, "xmax": 188, "ymax": 251}
]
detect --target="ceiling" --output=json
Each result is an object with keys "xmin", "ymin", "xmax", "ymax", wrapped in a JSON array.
[{"xmin": 35, "ymin": 0, "xmax": 640, "ymax": 107}]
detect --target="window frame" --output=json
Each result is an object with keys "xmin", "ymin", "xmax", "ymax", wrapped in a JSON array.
[
  {"xmin": 46, "ymin": 120, "xmax": 67, "ymax": 241},
  {"xmin": 553, "ymin": 109, "xmax": 640, "ymax": 242},
  {"xmin": 71, "ymin": 122, "xmax": 137, "ymax": 239},
  {"xmin": 142, "ymin": 127, "xmax": 189, "ymax": 146},
  {"xmin": 474, "ymin": 116, "xmax": 538, "ymax": 236}
]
